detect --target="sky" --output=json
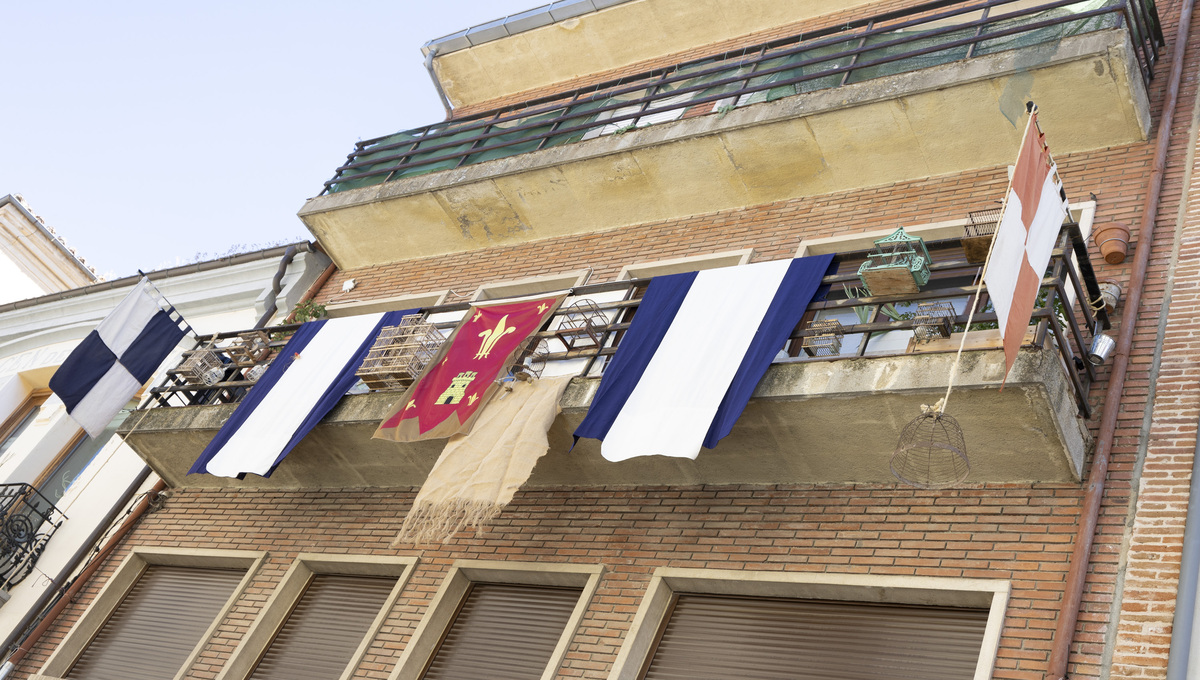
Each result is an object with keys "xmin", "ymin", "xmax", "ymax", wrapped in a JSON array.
[{"xmin": 1, "ymin": 1, "xmax": 539, "ymax": 280}]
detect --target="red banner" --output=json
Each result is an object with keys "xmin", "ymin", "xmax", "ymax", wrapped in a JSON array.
[{"xmin": 373, "ymin": 294, "xmax": 565, "ymax": 441}]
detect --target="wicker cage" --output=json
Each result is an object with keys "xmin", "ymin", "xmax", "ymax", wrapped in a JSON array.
[
  {"xmin": 963, "ymin": 209, "xmax": 1001, "ymax": 264},
  {"xmin": 801, "ymin": 319, "xmax": 844, "ymax": 357},
  {"xmin": 356, "ymin": 314, "xmax": 443, "ymax": 390}
]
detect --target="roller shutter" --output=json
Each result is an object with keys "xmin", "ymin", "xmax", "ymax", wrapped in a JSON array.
[
  {"xmin": 641, "ymin": 593, "xmax": 989, "ymax": 680},
  {"xmin": 422, "ymin": 583, "xmax": 581, "ymax": 680},
  {"xmin": 249, "ymin": 574, "xmax": 396, "ymax": 680},
  {"xmin": 67, "ymin": 565, "xmax": 244, "ymax": 680}
]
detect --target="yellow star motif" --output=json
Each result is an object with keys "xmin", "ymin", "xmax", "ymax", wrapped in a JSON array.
[
  {"xmin": 537, "ymin": 302, "xmax": 548, "ymax": 313},
  {"xmin": 467, "ymin": 393, "xmax": 479, "ymax": 406},
  {"xmin": 405, "ymin": 400, "xmax": 416, "ymax": 410},
  {"xmin": 472, "ymin": 311, "xmax": 482, "ymax": 322}
]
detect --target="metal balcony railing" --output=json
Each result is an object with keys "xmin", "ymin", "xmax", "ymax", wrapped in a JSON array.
[
  {"xmin": 0, "ymin": 483, "xmax": 66, "ymax": 590},
  {"xmin": 147, "ymin": 221, "xmax": 1107, "ymax": 418},
  {"xmin": 323, "ymin": 0, "xmax": 1162, "ymax": 194}
]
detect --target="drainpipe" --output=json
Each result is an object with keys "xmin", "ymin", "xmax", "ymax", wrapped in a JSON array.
[
  {"xmin": 1167, "ymin": 420, "xmax": 1200, "ymax": 679},
  {"xmin": 253, "ymin": 243, "xmax": 312, "ymax": 329},
  {"xmin": 424, "ymin": 45, "xmax": 454, "ymax": 119},
  {"xmin": 1046, "ymin": 2, "xmax": 1194, "ymax": 678},
  {"xmin": 0, "ymin": 479, "xmax": 167, "ymax": 677}
]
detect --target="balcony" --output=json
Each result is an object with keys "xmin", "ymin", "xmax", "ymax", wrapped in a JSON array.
[
  {"xmin": 300, "ymin": 0, "xmax": 1160, "ymax": 269},
  {"xmin": 120, "ymin": 222, "xmax": 1104, "ymax": 490},
  {"xmin": 0, "ymin": 484, "xmax": 66, "ymax": 598}
]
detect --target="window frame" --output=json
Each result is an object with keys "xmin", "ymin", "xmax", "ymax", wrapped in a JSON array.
[
  {"xmin": 615, "ymin": 248, "xmax": 754, "ymax": 281},
  {"xmin": 606, "ymin": 567, "xmax": 1009, "ymax": 680},
  {"xmin": 36, "ymin": 547, "xmax": 266, "ymax": 680},
  {"xmin": 216, "ymin": 553, "xmax": 419, "ymax": 680},
  {"xmin": 389, "ymin": 560, "xmax": 604, "ymax": 680},
  {"xmin": 326, "ymin": 291, "xmax": 450, "ymax": 318},
  {"xmin": 0, "ymin": 389, "xmax": 50, "ymax": 458},
  {"xmin": 471, "ymin": 270, "xmax": 591, "ymax": 302}
]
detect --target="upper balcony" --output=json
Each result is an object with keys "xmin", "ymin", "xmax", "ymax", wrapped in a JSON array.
[
  {"xmin": 120, "ymin": 219, "xmax": 1107, "ymax": 491},
  {"xmin": 300, "ymin": 0, "xmax": 1160, "ymax": 270}
]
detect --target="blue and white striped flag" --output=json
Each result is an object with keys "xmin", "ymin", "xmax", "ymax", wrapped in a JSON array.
[
  {"xmin": 49, "ymin": 278, "xmax": 189, "ymax": 437},
  {"xmin": 574, "ymin": 254, "xmax": 833, "ymax": 461}
]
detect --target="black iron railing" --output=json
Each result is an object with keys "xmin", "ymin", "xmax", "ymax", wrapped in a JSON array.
[
  {"xmin": 323, "ymin": 0, "xmax": 1161, "ymax": 194},
  {"xmin": 147, "ymin": 222, "xmax": 1106, "ymax": 417},
  {"xmin": 0, "ymin": 484, "xmax": 65, "ymax": 590}
]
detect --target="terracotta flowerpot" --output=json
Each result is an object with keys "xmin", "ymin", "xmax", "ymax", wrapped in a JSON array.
[{"xmin": 1092, "ymin": 222, "xmax": 1131, "ymax": 265}]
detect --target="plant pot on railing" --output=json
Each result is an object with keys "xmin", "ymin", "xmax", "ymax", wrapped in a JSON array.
[{"xmin": 1092, "ymin": 222, "xmax": 1131, "ymax": 265}]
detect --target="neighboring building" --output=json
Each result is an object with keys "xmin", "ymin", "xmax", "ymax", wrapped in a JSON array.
[
  {"xmin": 0, "ymin": 235, "xmax": 330, "ymax": 671},
  {"xmin": 0, "ymin": 195, "xmax": 95, "ymax": 305},
  {"xmin": 10, "ymin": 1, "xmax": 1200, "ymax": 679}
]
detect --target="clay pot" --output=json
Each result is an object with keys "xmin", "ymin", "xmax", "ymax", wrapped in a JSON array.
[{"xmin": 1092, "ymin": 222, "xmax": 1131, "ymax": 265}]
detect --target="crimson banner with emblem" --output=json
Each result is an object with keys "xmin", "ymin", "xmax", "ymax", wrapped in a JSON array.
[{"xmin": 373, "ymin": 293, "xmax": 566, "ymax": 442}]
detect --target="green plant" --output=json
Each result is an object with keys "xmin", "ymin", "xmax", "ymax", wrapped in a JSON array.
[
  {"xmin": 290, "ymin": 299, "xmax": 327, "ymax": 324},
  {"xmin": 613, "ymin": 123, "xmax": 639, "ymax": 135},
  {"xmin": 715, "ymin": 103, "xmax": 736, "ymax": 118},
  {"xmin": 841, "ymin": 284, "xmax": 905, "ymax": 323}
]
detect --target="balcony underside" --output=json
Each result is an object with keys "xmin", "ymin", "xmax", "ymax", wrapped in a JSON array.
[
  {"xmin": 301, "ymin": 29, "xmax": 1149, "ymax": 270},
  {"xmin": 122, "ymin": 346, "xmax": 1090, "ymax": 490}
]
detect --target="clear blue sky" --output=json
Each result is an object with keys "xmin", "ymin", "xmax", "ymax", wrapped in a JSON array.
[{"xmin": 1, "ymin": 1, "xmax": 538, "ymax": 279}]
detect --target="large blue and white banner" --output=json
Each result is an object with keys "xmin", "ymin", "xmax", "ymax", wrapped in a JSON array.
[
  {"xmin": 191, "ymin": 309, "xmax": 412, "ymax": 478},
  {"xmin": 49, "ymin": 279, "xmax": 189, "ymax": 437},
  {"xmin": 574, "ymin": 254, "xmax": 833, "ymax": 461}
]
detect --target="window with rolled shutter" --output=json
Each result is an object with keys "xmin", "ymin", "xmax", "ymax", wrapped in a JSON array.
[
  {"xmin": 421, "ymin": 582, "xmax": 582, "ymax": 680},
  {"xmin": 66, "ymin": 565, "xmax": 245, "ymax": 680},
  {"xmin": 640, "ymin": 593, "xmax": 989, "ymax": 680},
  {"xmin": 248, "ymin": 573, "xmax": 396, "ymax": 680}
]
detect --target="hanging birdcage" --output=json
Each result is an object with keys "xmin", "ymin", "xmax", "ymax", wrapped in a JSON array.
[
  {"xmin": 226, "ymin": 331, "xmax": 271, "ymax": 367},
  {"xmin": 513, "ymin": 340, "xmax": 551, "ymax": 382},
  {"xmin": 356, "ymin": 314, "xmax": 443, "ymax": 390},
  {"xmin": 911, "ymin": 301, "xmax": 956, "ymax": 343},
  {"xmin": 857, "ymin": 227, "xmax": 932, "ymax": 295},
  {"xmin": 891, "ymin": 410, "xmax": 970, "ymax": 488},
  {"xmin": 554, "ymin": 299, "xmax": 608, "ymax": 351},
  {"xmin": 245, "ymin": 362, "xmax": 270, "ymax": 382},
  {"xmin": 179, "ymin": 348, "xmax": 226, "ymax": 386},
  {"xmin": 962, "ymin": 209, "xmax": 1001, "ymax": 264},
  {"xmin": 800, "ymin": 319, "xmax": 844, "ymax": 357}
]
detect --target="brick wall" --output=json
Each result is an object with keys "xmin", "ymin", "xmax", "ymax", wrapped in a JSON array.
[{"xmin": 15, "ymin": 484, "xmax": 1090, "ymax": 680}]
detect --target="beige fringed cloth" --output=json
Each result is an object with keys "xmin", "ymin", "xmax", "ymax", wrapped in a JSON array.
[{"xmin": 394, "ymin": 374, "xmax": 573, "ymax": 545}]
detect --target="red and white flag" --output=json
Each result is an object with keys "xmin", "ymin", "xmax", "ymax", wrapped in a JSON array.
[
  {"xmin": 983, "ymin": 110, "xmax": 1068, "ymax": 376},
  {"xmin": 373, "ymin": 293, "xmax": 565, "ymax": 442}
]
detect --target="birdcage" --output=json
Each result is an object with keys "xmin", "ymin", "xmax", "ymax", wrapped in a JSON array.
[
  {"xmin": 891, "ymin": 410, "xmax": 970, "ymax": 488},
  {"xmin": 962, "ymin": 209, "xmax": 1001, "ymax": 264},
  {"xmin": 911, "ymin": 301, "xmax": 956, "ymax": 343},
  {"xmin": 800, "ymin": 319, "xmax": 844, "ymax": 357},
  {"xmin": 857, "ymin": 227, "xmax": 932, "ymax": 295},
  {"xmin": 355, "ymin": 314, "xmax": 443, "ymax": 390},
  {"xmin": 245, "ymin": 362, "xmax": 270, "ymax": 382},
  {"xmin": 226, "ymin": 331, "xmax": 271, "ymax": 367},
  {"xmin": 179, "ymin": 348, "xmax": 227, "ymax": 386},
  {"xmin": 553, "ymin": 299, "xmax": 608, "ymax": 351}
]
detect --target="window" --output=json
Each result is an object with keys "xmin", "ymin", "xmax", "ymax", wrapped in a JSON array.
[
  {"xmin": 0, "ymin": 390, "xmax": 49, "ymax": 462},
  {"xmin": 609, "ymin": 568, "xmax": 1008, "ymax": 680},
  {"xmin": 217, "ymin": 554, "xmax": 418, "ymax": 680},
  {"xmin": 38, "ymin": 548, "xmax": 264, "ymax": 680},
  {"xmin": 31, "ymin": 401, "xmax": 133, "ymax": 511},
  {"xmin": 326, "ymin": 291, "xmax": 450, "ymax": 318},
  {"xmin": 391, "ymin": 560, "xmax": 603, "ymax": 680}
]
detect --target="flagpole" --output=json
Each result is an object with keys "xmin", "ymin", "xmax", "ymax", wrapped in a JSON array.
[{"xmin": 938, "ymin": 101, "xmax": 1038, "ymax": 413}]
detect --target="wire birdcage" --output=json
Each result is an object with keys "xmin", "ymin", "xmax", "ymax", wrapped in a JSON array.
[
  {"xmin": 554, "ymin": 299, "xmax": 608, "ymax": 351},
  {"xmin": 911, "ymin": 301, "xmax": 956, "ymax": 343},
  {"xmin": 963, "ymin": 209, "xmax": 1002, "ymax": 264},
  {"xmin": 801, "ymin": 319, "xmax": 844, "ymax": 357},
  {"xmin": 179, "ymin": 349, "xmax": 226, "ymax": 386},
  {"xmin": 857, "ymin": 227, "xmax": 932, "ymax": 294},
  {"xmin": 356, "ymin": 314, "xmax": 443, "ymax": 390},
  {"xmin": 891, "ymin": 410, "xmax": 970, "ymax": 488}
]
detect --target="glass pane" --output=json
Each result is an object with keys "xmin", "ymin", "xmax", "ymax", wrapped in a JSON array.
[{"xmin": 35, "ymin": 404, "xmax": 134, "ymax": 509}]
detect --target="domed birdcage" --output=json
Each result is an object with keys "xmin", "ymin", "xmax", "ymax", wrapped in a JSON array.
[{"xmin": 890, "ymin": 410, "xmax": 969, "ymax": 488}]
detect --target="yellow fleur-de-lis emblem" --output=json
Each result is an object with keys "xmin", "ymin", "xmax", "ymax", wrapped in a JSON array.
[{"xmin": 475, "ymin": 314, "xmax": 517, "ymax": 359}]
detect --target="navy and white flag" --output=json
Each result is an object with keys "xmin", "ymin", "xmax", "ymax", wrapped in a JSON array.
[
  {"xmin": 49, "ymin": 278, "xmax": 189, "ymax": 437},
  {"xmin": 190, "ymin": 309, "xmax": 413, "ymax": 478},
  {"xmin": 574, "ymin": 254, "xmax": 833, "ymax": 461}
]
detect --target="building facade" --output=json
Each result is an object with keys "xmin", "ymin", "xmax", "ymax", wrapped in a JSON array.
[{"xmin": 8, "ymin": 0, "xmax": 1200, "ymax": 678}]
